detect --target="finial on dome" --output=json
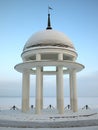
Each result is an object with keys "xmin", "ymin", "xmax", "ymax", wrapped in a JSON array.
[{"xmin": 46, "ymin": 6, "xmax": 53, "ymax": 30}]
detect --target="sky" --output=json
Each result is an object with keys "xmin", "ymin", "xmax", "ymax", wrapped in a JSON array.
[{"xmin": 0, "ymin": 0, "xmax": 98, "ymax": 97}]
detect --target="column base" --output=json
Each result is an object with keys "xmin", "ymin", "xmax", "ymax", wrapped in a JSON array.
[
  {"xmin": 57, "ymin": 99, "xmax": 64, "ymax": 114},
  {"xmin": 35, "ymin": 99, "xmax": 41, "ymax": 114},
  {"xmin": 73, "ymin": 99, "xmax": 78, "ymax": 112}
]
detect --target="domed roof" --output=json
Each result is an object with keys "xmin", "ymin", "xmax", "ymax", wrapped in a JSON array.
[{"xmin": 23, "ymin": 29, "xmax": 75, "ymax": 51}]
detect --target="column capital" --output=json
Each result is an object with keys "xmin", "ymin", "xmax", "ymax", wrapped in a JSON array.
[
  {"xmin": 69, "ymin": 68, "xmax": 76, "ymax": 74},
  {"xmin": 36, "ymin": 53, "xmax": 41, "ymax": 60},
  {"xmin": 58, "ymin": 53, "xmax": 63, "ymax": 60},
  {"xmin": 23, "ymin": 69, "xmax": 30, "ymax": 74}
]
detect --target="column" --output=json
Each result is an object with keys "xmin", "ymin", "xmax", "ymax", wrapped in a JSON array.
[
  {"xmin": 69, "ymin": 69, "xmax": 78, "ymax": 112},
  {"xmin": 56, "ymin": 67, "xmax": 59, "ymax": 110},
  {"xmin": 35, "ymin": 53, "xmax": 42, "ymax": 114},
  {"xmin": 41, "ymin": 68, "xmax": 43, "ymax": 109},
  {"xmin": 35, "ymin": 67, "xmax": 41, "ymax": 114},
  {"xmin": 22, "ymin": 70, "xmax": 30, "ymax": 112},
  {"xmin": 56, "ymin": 53, "xmax": 64, "ymax": 114},
  {"xmin": 69, "ymin": 71, "xmax": 73, "ymax": 110}
]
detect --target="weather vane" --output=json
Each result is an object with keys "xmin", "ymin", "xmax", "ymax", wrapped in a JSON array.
[
  {"xmin": 48, "ymin": 6, "xmax": 53, "ymax": 14},
  {"xmin": 46, "ymin": 6, "xmax": 53, "ymax": 30}
]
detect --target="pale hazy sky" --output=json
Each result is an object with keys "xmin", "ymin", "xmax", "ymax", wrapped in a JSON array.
[{"xmin": 0, "ymin": 0, "xmax": 98, "ymax": 97}]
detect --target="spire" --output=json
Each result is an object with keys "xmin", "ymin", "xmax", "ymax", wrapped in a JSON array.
[{"xmin": 46, "ymin": 6, "xmax": 52, "ymax": 30}]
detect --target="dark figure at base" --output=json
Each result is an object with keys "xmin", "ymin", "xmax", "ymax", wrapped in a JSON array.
[
  {"xmin": 65, "ymin": 104, "xmax": 71, "ymax": 110},
  {"xmin": 47, "ymin": 104, "xmax": 55, "ymax": 109},
  {"xmin": 82, "ymin": 105, "xmax": 90, "ymax": 110},
  {"xmin": 10, "ymin": 105, "xmax": 19, "ymax": 110},
  {"xmin": 31, "ymin": 105, "xmax": 34, "ymax": 109}
]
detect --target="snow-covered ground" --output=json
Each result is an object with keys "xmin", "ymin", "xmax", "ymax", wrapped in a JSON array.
[
  {"xmin": 0, "ymin": 126, "xmax": 98, "ymax": 130},
  {"xmin": 0, "ymin": 107, "xmax": 98, "ymax": 122},
  {"xmin": 0, "ymin": 107, "xmax": 98, "ymax": 129}
]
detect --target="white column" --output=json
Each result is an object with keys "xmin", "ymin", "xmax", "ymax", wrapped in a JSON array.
[
  {"xmin": 35, "ymin": 67, "xmax": 41, "ymax": 114},
  {"xmin": 56, "ymin": 67, "xmax": 59, "ymax": 110},
  {"xmin": 22, "ymin": 70, "xmax": 30, "ymax": 112},
  {"xmin": 69, "ymin": 71, "xmax": 73, "ymax": 110},
  {"xmin": 69, "ymin": 69, "xmax": 78, "ymax": 112},
  {"xmin": 35, "ymin": 53, "xmax": 42, "ymax": 114},
  {"xmin": 41, "ymin": 68, "xmax": 43, "ymax": 109},
  {"xmin": 57, "ymin": 53, "xmax": 64, "ymax": 114}
]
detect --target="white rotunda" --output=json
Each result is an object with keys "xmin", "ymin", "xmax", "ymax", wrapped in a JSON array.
[{"xmin": 14, "ymin": 13, "xmax": 84, "ymax": 114}]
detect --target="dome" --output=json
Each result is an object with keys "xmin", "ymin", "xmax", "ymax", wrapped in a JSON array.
[{"xmin": 23, "ymin": 29, "xmax": 75, "ymax": 52}]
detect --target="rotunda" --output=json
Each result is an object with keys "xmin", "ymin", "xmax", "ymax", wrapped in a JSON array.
[{"xmin": 14, "ymin": 13, "xmax": 84, "ymax": 114}]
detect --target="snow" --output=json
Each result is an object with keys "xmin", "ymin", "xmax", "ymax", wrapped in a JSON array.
[
  {"xmin": 0, "ymin": 126, "xmax": 98, "ymax": 130},
  {"xmin": 24, "ymin": 30, "xmax": 74, "ymax": 51},
  {"xmin": 0, "ymin": 106, "xmax": 98, "ymax": 129},
  {"xmin": 0, "ymin": 107, "xmax": 98, "ymax": 122}
]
